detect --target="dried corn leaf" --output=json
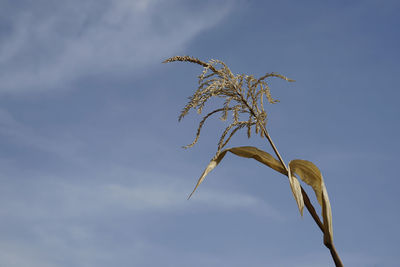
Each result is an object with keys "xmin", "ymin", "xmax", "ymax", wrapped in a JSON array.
[
  {"xmin": 288, "ymin": 160, "xmax": 333, "ymax": 245},
  {"xmin": 321, "ymin": 182, "xmax": 333, "ymax": 245},
  {"xmin": 287, "ymin": 165, "xmax": 304, "ymax": 216},
  {"xmin": 188, "ymin": 146, "xmax": 285, "ymax": 199},
  {"xmin": 228, "ymin": 146, "xmax": 286, "ymax": 174}
]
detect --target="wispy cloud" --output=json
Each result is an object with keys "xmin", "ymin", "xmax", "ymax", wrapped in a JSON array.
[
  {"xmin": 0, "ymin": 166, "xmax": 282, "ymax": 267},
  {"xmin": 0, "ymin": 0, "xmax": 233, "ymax": 94},
  {"xmin": 0, "ymin": 168, "xmax": 282, "ymax": 219}
]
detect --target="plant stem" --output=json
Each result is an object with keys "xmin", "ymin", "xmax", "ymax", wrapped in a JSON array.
[
  {"xmin": 234, "ymin": 84, "xmax": 343, "ymax": 266},
  {"xmin": 261, "ymin": 127, "xmax": 344, "ymax": 267}
]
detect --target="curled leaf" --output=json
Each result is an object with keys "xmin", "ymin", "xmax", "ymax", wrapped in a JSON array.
[
  {"xmin": 321, "ymin": 183, "xmax": 333, "ymax": 246},
  {"xmin": 288, "ymin": 166, "xmax": 304, "ymax": 216},
  {"xmin": 288, "ymin": 160, "xmax": 333, "ymax": 245},
  {"xmin": 188, "ymin": 146, "xmax": 285, "ymax": 199}
]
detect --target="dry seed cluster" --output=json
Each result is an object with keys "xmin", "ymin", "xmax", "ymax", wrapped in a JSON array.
[{"xmin": 163, "ymin": 56, "xmax": 294, "ymax": 155}]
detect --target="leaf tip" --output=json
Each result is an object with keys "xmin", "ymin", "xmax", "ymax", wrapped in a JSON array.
[{"xmin": 187, "ymin": 187, "xmax": 197, "ymax": 200}]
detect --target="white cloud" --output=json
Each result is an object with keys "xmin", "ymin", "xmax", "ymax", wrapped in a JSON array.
[
  {"xmin": 0, "ymin": 0, "xmax": 233, "ymax": 94},
  {"xmin": 102, "ymin": 182, "xmax": 281, "ymax": 218},
  {"xmin": 0, "ymin": 172, "xmax": 282, "ymax": 220},
  {"xmin": 0, "ymin": 167, "xmax": 283, "ymax": 266}
]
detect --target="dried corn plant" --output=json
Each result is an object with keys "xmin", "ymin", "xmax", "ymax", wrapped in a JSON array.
[{"xmin": 164, "ymin": 56, "xmax": 343, "ymax": 266}]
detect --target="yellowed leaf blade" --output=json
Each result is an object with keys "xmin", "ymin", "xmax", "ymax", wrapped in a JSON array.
[
  {"xmin": 230, "ymin": 146, "xmax": 304, "ymax": 216},
  {"xmin": 188, "ymin": 150, "xmax": 228, "ymax": 199},
  {"xmin": 322, "ymin": 183, "xmax": 333, "ymax": 245},
  {"xmin": 289, "ymin": 160, "xmax": 333, "ymax": 244},
  {"xmin": 228, "ymin": 146, "xmax": 286, "ymax": 175},
  {"xmin": 288, "ymin": 165, "xmax": 304, "ymax": 216},
  {"xmin": 288, "ymin": 160, "xmax": 323, "ymax": 205},
  {"xmin": 188, "ymin": 146, "xmax": 285, "ymax": 199}
]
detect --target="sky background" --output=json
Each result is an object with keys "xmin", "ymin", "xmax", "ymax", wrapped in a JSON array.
[{"xmin": 0, "ymin": 0, "xmax": 399, "ymax": 266}]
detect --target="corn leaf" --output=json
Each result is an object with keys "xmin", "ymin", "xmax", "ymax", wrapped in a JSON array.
[
  {"xmin": 188, "ymin": 146, "xmax": 285, "ymax": 199},
  {"xmin": 288, "ymin": 160, "xmax": 333, "ymax": 245},
  {"xmin": 288, "ymin": 165, "xmax": 304, "ymax": 216}
]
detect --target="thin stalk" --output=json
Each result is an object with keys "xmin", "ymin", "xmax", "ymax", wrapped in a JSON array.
[
  {"xmin": 327, "ymin": 242, "xmax": 343, "ymax": 267},
  {"xmin": 234, "ymin": 85, "xmax": 343, "ymax": 266},
  {"xmin": 261, "ymin": 126, "xmax": 343, "ymax": 267}
]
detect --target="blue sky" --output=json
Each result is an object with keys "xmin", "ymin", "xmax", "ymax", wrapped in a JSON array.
[{"xmin": 0, "ymin": 0, "xmax": 399, "ymax": 266}]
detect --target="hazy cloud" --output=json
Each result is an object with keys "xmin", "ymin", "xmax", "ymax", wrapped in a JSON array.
[{"xmin": 0, "ymin": 0, "xmax": 232, "ymax": 94}]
